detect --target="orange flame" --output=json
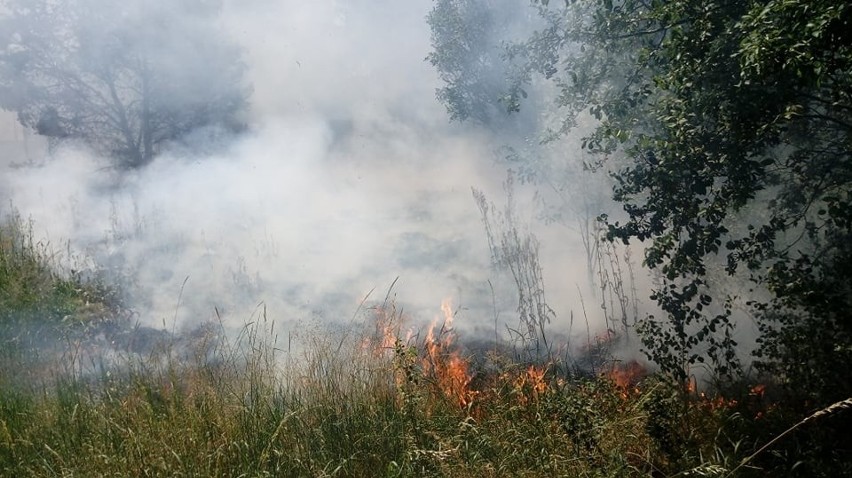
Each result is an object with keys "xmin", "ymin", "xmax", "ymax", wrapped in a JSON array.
[
  {"xmin": 606, "ymin": 360, "xmax": 646, "ymax": 389},
  {"xmin": 363, "ymin": 299, "xmax": 476, "ymax": 408},
  {"xmin": 698, "ymin": 391, "xmax": 738, "ymax": 411},
  {"xmin": 603, "ymin": 360, "xmax": 646, "ymax": 398},
  {"xmin": 421, "ymin": 299, "xmax": 475, "ymax": 407},
  {"xmin": 511, "ymin": 365, "xmax": 548, "ymax": 405},
  {"xmin": 686, "ymin": 376, "xmax": 697, "ymax": 394},
  {"xmin": 364, "ymin": 302, "xmax": 414, "ymax": 358}
]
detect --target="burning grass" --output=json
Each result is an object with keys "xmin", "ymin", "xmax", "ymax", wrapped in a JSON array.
[
  {"xmin": 0, "ymin": 300, "xmax": 711, "ymax": 476},
  {"xmin": 1, "ymin": 219, "xmax": 850, "ymax": 476}
]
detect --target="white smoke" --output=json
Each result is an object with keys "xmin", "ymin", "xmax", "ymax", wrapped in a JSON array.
[{"xmin": 1, "ymin": 0, "xmax": 624, "ymax": 347}]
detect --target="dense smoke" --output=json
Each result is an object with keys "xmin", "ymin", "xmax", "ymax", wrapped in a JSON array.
[{"xmin": 0, "ymin": 0, "xmax": 633, "ymax": 352}]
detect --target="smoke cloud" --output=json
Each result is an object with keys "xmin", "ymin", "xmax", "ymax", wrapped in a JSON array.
[{"xmin": 1, "ymin": 0, "xmax": 626, "ymax": 348}]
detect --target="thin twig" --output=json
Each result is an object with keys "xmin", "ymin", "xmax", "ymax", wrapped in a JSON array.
[{"xmin": 726, "ymin": 397, "xmax": 852, "ymax": 477}]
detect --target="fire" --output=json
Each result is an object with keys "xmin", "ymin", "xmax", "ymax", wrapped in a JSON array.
[
  {"xmin": 686, "ymin": 376, "xmax": 697, "ymax": 394},
  {"xmin": 511, "ymin": 365, "xmax": 549, "ymax": 405},
  {"xmin": 421, "ymin": 299, "xmax": 475, "ymax": 407},
  {"xmin": 375, "ymin": 307, "xmax": 398, "ymax": 351},
  {"xmin": 364, "ymin": 298, "xmax": 476, "ymax": 408},
  {"xmin": 364, "ymin": 302, "xmax": 412, "ymax": 358},
  {"xmin": 525, "ymin": 365, "xmax": 547, "ymax": 395},
  {"xmin": 604, "ymin": 360, "xmax": 646, "ymax": 398}
]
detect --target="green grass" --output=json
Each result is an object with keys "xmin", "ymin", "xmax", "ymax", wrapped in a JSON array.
[
  {"xmin": 0, "ymin": 215, "xmax": 849, "ymax": 477},
  {"xmin": 0, "ymin": 312, "xmax": 739, "ymax": 477},
  {"xmin": 0, "ymin": 211, "xmax": 119, "ymax": 332},
  {"xmin": 0, "ymin": 211, "xmax": 122, "ymax": 391}
]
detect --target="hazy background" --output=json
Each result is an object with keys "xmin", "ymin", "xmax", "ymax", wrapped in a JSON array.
[{"xmin": 0, "ymin": 0, "xmax": 628, "ymax": 348}]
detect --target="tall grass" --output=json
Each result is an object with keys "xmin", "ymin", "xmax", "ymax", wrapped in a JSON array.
[
  {"xmin": 0, "ymin": 211, "xmax": 122, "ymax": 391},
  {"xmin": 1, "ymin": 215, "xmax": 849, "ymax": 477},
  {"xmin": 0, "ymin": 304, "xmax": 739, "ymax": 477},
  {"xmin": 0, "ymin": 212, "xmax": 82, "ymax": 327}
]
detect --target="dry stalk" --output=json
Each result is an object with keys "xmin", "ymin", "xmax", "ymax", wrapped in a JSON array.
[{"xmin": 726, "ymin": 397, "xmax": 852, "ymax": 477}]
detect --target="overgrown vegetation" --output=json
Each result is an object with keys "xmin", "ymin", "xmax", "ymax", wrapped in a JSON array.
[
  {"xmin": 427, "ymin": 1, "xmax": 852, "ymax": 473},
  {"xmin": 0, "ymin": 0, "xmax": 849, "ymax": 473},
  {"xmin": 0, "ymin": 212, "xmax": 124, "ymax": 389},
  {"xmin": 1, "ymin": 219, "xmax": 850, "ymax": 477},
  {"xmin": 0, "ymin": 214, "xmax": 116, "ymax": 327},
  {"xmin": 0, "ymin": 313, "xmax": 732, "ymax": 476}
]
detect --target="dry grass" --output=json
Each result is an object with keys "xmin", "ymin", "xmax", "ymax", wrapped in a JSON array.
[
  {"xmin": 1, "ymin": 216, "xmax": 850, "ymax": 477},
  {"xmin": 0, "ymin": 306, "xmax": 736, "ymax": 477}
]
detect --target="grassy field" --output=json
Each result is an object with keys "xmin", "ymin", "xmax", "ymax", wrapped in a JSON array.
[{"xmin": 1, "ymin": 216, "xmax": 849, "ymax": 477}]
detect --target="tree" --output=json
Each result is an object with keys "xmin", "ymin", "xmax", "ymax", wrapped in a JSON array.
[
  {"xmin": 430, "ymin": 0, "xmax": 852, "ymax": 400},
  {"xmin": 539, "ymin": 0, "xmax": 851, "ymax": 394},
  {"xmin": 0, "ymin": 0, "xmax": 249, "ymax": 168},
  {"xmin": 426, "ymin": 0, "xmax": 538, "ymax": 128}
]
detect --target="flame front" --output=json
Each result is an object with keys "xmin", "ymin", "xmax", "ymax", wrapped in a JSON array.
[
  {"xmin": 422, "ymin": 299, "xmax": 475, "ymax": 407},
  {"xmin": 606, "ymin": 360, "xmax": 646, "ymax": 392},
  {"xmin": 603, "ymin": 360, "xmax": 648, "ymax": 399},
  {"xmin": 364, "ymin": 303, "xmax": 405, "ymax": 358},
  {"xmin": 509, "ymin": 365, "xmax": 548, "ymax": 405}
]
